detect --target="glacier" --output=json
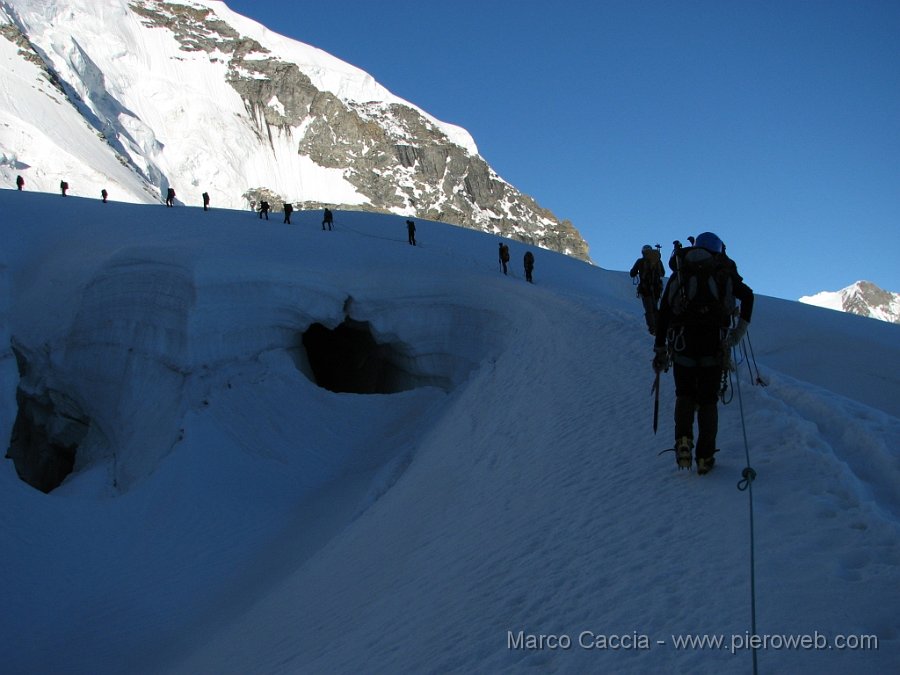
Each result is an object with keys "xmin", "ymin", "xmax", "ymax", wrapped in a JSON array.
[{"xmin": 0, "ymin": 189, "xmax": 898, "ymax": 673}]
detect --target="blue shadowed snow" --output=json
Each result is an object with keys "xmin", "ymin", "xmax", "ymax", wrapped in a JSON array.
[{"xmin": 0, "ymin": 190, "xmax": 898, "ymax": 674}]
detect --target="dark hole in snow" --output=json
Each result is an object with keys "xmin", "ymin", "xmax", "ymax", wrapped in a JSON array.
[
  {"xmin": 302, "ymin": 319, "xmax": 439, "ymax": 394},
  {"xmin": 6, "ymin": 347, "xmax": 90, "ymax": 493},
  {"xmin": 7, "ymin": 389, "xmax": 89, "ymax": 493}
]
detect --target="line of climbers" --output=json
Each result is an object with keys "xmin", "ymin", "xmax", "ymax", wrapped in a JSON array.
[
  {"xmin": 13, "ymin": 174, "xmax": 540, "ymax": 283},
  {"xmin": 16, "ymin": 174, "xmax": 183, "ymax": 207},
  {"xmin": 498, "ymin": 242, "xmax": 535, "ymax": 283},
  {"xmin": 636, "ymin": 232, "xmax": 754, "ymax": 476}
]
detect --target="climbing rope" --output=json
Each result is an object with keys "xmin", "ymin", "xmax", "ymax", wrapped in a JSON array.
[
  {"xmin": 733, "ymin": 339, "xmax": 759, "ymax": 675},
  {"xmin": 743, "ymin": 330, "xmax": 768, "ymax": 387},
  {"xmin": 330, "ymin": 220, "xmax": 407, "ymax": 244}
]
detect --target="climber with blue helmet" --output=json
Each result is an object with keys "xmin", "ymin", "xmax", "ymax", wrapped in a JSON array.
[
  {"xmin": 695, "ymin": 231, "xmax": 723, "ymax": 253},
  {"xmin": 652, "ymin": 231, "xmax": 754, "ymax": 475}
]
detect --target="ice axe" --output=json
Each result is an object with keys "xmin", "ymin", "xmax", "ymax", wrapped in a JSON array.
[{"xmin": 651, "ymin": 371, "xmax": 661, "ymax": 434}]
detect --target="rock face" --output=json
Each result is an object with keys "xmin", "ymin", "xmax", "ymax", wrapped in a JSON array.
[
  {"xmin": 841, "ymin": 281, "xmax": 900, "ymax": 323},
  {"xmin": 133, "ymin": 0, "xmax": 590, "ymax": 259},
  {"xmin": 1, "ymin": 0, "xmax": 590, "ymax": 260}
]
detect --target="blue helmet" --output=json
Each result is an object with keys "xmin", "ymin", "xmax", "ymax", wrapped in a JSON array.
[{"xmin": 695, "ymin": 232, "xmax": 723, "ymax": 253}]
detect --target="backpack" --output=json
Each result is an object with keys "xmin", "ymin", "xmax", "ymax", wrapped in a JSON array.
[
  {"xmin": 666, "ymin": 247, "xmax": 735, "ymax": 327},
  {"xmin": 639, "ymin": 248, "xmax": 663, "ymax": 294},
  {"xmin": 641, "ymin": 248, "xmax": 661, "ymax": 277}
]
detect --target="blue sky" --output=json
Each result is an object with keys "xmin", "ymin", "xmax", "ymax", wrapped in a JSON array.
[{"xmin": 224, "ymin": 0, "xmax": 900, "ymax": 301}]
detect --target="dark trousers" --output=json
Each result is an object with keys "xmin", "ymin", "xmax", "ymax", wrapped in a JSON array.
[
  {"xmin": 640, "ymin": 293, "xmax": 659, "ymax": 332},
  {"xmin": 673, "ymin": 363, "xmax": 720, "ymax": 459}
]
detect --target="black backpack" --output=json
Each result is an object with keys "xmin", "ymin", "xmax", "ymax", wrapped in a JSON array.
[
  {"xmin": 666, "ymin": 247, "xmax": 735, "ymax": 327},
  {"xmin": 639, "ymin": 248, "xmax": 663, "ymax": 295}
]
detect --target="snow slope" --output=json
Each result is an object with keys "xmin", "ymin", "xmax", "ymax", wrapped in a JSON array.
[
  {"xmin": 0, "ymin": 189, "xmax": 898, "ymax": 674},
  {"xmin": 0, "ymin": 8, "xmax": 158, "ymax": 203}
]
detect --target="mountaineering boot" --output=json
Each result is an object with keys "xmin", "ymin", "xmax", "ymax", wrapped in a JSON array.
[
  {"xmin": 697, "ymin": 456, "xmax": 716, "ymax": 475},
  {"xmin": 696, "ymin": 449, "xmax": 719, "ymax": 475},
  {"xmin": 676, "ymin": 436, "xmax": 693, "ymax": 470}
]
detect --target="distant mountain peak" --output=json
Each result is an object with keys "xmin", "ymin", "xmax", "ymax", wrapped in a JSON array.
[{"xmin": 799, "ymin": 280, "xmax": 900, "ymax": 324}]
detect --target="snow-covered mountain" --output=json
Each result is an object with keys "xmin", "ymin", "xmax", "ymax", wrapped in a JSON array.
[
  {"xmin": 799, "ymin": 280, "xmax": 900, "ymax": 324},
  {"xmin": 0, "ymin": 0, "xmax": 588, "ymax": 258},
  {"xmin": 1, "ymin": 190, "xmax": 898, "ymax": 673}
]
